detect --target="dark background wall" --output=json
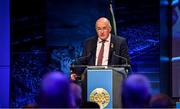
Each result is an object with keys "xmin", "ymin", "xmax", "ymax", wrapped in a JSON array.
[
  {"xmin": 11, "ymin": 0, "xmax": 46, "ymax": 107},
  {"xmin": 11, "ymin": 0, "xmax": 161, "ymax": 107}
]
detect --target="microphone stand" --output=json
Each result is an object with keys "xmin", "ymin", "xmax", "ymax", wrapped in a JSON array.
[
  {"xmin": 70, "ymin": 53, "xmax": 91, "ymax": 82},
  {"xmin": 113, "ymin": 51, "xmax": 131, "ymax": 74}
]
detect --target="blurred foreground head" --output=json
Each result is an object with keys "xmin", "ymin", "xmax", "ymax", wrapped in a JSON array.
[
  {"xmin": 70, "ymin": 82, "xmax": 82, "ymax": 107},
  {"xmin": 37, "ymin": 71, "xmax": 74, "ymax": 108},
  {"xmin": 80, "ymin": 101, "xmax": 100, "ymax": 108},
  {"xmin": 149, "ymin": 93, "xmax": 174, "ymax": 108},
  {"xmin": 122, "ymin": 74, "xmax": 151, "ymax": 108}
]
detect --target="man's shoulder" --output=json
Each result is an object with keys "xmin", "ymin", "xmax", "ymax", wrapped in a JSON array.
[
  {"xmin": 111, "ymin": 34, "xmax": 126, "ymax": 41},
  {"xmin": 85, "ymin": 36, "xmax": 97, "ymax": 42}
]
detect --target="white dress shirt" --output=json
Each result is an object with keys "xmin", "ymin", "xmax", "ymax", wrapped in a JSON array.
[{"xmin": 95, "ymin": 34, "xmax": 111, "ymax": 65}]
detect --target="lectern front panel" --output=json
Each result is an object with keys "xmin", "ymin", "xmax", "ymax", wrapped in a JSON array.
[{"xmin": 87, "ymin": 69, "xmax": 113, "ymax": 108}]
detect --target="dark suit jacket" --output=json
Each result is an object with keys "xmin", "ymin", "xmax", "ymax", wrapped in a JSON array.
[
  {"xmin": 81, "ymin": 34, "xmax": 130, "ymax": 66},
  {"xmin": 76, "ymin": 34, "xmax": 130, "ymax": 102}
]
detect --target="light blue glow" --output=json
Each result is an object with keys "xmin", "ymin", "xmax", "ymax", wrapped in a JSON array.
[
  {"xmin": 172, "ymin": 57, "xmax": 180, "ymax": 62},
  {"xmin": 172, "ymin": 0, "xmax": 179, "ymax": 6},
  {"xmin": 160, "ymin": 56, "xmax": 170, "ymax": 61}
]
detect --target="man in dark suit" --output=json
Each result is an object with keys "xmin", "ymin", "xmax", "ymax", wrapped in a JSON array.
[{"xmin": 71, "ymin": 17, "xmax": 130, "ymax": 80}]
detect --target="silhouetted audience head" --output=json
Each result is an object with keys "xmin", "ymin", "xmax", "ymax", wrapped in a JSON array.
[
  {"xmin": 37, "ymin": 71, "xmax": 74, "ymax": 108},
  {"xmin": 149, "ymin": 93, "xmax": 173, "ymax": 108},
  {"xmin": 121, "ymin": 74, "xmax": 151, "ymax": 108},
  {"xmin": 23, "ymin": 104, "xmax": 38, "ymax": 108},
  {"xmin": 70, "ymin": 82, "xmax": 82, "ymax": 108},
  {"xmin": 80, "ymin": 101, "xmax": 100, "ymax": 108}
]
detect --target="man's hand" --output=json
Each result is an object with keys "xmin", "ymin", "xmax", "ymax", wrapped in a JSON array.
[{"xmin": 70, "ymin": 73, "xmax": 77, "ymax": 81}]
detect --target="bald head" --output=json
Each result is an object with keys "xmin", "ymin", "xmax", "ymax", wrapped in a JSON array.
[
  {"xmin": 96, "ymin": 17, "xmax": 111, "ymax": 29},
  {"xmin": 95, "ymin": 17, "xmax": 111, "ymax": 40}
]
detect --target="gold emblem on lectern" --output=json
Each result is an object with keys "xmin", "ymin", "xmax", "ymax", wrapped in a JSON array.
[{"xmin": 90, "ymin": 88, "xmax": 110, "ymax": 109}]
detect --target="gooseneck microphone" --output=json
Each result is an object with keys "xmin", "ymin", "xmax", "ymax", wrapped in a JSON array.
[
  {"xmin": 71, "ymin": 52, "xmax": 91, "ymax": 68},
  {"xmin": 76, "ymin": 53, "xmax": 91, "ymax": 64},
  {"xmin": 112, "ymin": 51, "xmax": 131, "ymax": 68},
  {"xmin": 112, "ymin": 51, "xmax": 131, "ymax": 74},
  {"xmin": 70, "ymin": 52, "xmax": 92, "ymax": 80}
]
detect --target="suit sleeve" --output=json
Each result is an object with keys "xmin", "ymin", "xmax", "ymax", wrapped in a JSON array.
[
  {"xmin": 82, "ymin": 39, "xmax": 89, "ymax": 58},
  {"xmin": 79, "ymin": 41, "xmax": 88, "ymax": 65},
  {"xmin": 120, "ymin": 39, "xmax": 130, "ymax": 64}
]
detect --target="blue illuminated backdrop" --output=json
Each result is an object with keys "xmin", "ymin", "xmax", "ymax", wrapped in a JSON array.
[{"xmin": 0, "ymin": 0, "xmax": 10, "ymax": 107}]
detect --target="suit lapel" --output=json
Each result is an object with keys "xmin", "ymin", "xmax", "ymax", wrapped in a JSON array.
[
  {"xmin": 108, "ymin": 35, "xmax": 115, "ymax": 65},
  {"xmin": 90, "ymin": 35, "xmax": 116, "ymax": 65}
]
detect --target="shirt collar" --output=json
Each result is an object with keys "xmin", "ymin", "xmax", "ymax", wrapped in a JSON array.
[{"xmin": 98, "ymin": 34, "xmax": 111, "ymax": 43}]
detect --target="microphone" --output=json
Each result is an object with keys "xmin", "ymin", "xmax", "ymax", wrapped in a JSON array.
[
  {"xmin": 77, "ymin": 52, "xmax": 91, "ymax": 64},
  {"xmin": 70, "ymin": 52, "xmax": 92, "ymax": 81},
  {"xmin": 71, "ymin": 52, "xmax": 91, "ymax": 67},
  {"xmin": 71, "ymin": 45, "xmax": 95, "ymax": 73},
  {"xmin": 112, "ymin": 51, "xmax": 130, "ymax": 68},
  {"xmin": 112, "ymin": 51, "xmax": 131, "ymax": 74}
]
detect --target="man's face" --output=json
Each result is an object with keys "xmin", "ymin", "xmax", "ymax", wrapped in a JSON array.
[{"xmin": 96, "ymin": 20, "xmax": 111, "ymax": 40}]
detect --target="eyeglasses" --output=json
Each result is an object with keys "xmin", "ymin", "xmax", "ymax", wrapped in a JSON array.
[{"xmin": 96, "ymin": 27, "xmax": 109, "ymax": 32}]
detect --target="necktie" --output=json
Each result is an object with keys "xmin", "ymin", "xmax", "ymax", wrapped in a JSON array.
[{"xmin": 97, "ymin": 40, "xmax": 105, "ymax": 65}]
